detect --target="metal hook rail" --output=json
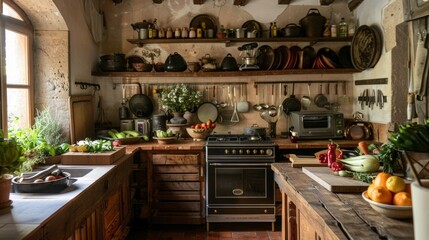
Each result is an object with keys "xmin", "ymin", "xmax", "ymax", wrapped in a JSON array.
[
  {"xmin": 75, "ymin": 81, "xmax": 100, "ymax": 91},
  {"xmin": 253, "ymin": 80, "xmax": 348, "ymax": 87}
]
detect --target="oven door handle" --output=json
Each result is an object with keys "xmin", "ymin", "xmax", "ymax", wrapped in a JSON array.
[{"xmin": 209, "ymin": 163, "xmax": 272, "ymax": 166}]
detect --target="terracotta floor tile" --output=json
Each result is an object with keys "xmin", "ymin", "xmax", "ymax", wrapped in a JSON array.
[{"xmin": 127, "ymin": 219, "xmax": 282, "ymax": 240}]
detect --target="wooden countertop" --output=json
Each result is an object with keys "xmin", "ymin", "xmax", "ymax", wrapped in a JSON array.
[
  {"xmin": 271, "ymin": 163, "xmax": 414, "ymax": 239},
  {"xmin": 123, "ymin": 137, "xmax": 370, "ymax": 152}
]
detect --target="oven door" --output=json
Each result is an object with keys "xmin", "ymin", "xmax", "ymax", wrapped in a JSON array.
[{"xmin": 207, "ymin": 162, "xmax": 274, "ymax": 205}]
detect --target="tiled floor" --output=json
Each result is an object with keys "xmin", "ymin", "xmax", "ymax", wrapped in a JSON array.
[{"xmin": 126, "ymin": 220, "xmax": 282, "ymax": 240}]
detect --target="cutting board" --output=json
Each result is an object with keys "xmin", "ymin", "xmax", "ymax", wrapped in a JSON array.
[
  {"xmin": 302, "ymin": 167, "xmax": 369, "ymax": 193},
  {"xmin": 289, "ymin": 154, "xmax": 327, "ymax": 168},
  {"xmin": 61, "ymin": 147, "xmax": 126, "ymax": 165},
  {"xmin": 69, "ymin": 95, "xmax": 94, "ymax": 144}
]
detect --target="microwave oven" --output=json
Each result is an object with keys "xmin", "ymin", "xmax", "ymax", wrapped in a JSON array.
[{"xmin": 289, "ymin": 111, "xmax": 344, "ymax": 139}]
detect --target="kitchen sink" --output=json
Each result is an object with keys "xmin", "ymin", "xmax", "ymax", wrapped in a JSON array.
[{"xmin": 58, "ymin": 167, "xmax": 93, "ymax": 178}]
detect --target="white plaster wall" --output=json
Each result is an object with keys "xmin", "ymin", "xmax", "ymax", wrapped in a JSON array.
[{"xmin": 352, "ymin": 0, "xmax": 394, "ymax": 123}]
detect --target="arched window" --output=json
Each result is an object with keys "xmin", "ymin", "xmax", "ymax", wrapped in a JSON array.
[{"xmin": 0, "ymin": 0, "xmax": 33, "ymax": 132}]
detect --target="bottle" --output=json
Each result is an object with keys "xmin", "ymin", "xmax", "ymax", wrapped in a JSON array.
[
  {"xmin": 272, "ymin": 22, "xmax": 277, "ymax": 38},
  {"xmin": 330, "ymin": 24, "xmax": 337, "ymax": 37},
  {"xmin": 327, "ymin": 140, "xmax": 336, "ymax": 168},
  {"xmin": 348, "ymin": 19, "xmax": 356, "ymax": 37},
  {"xmin": 158, "ymin": 28, "xmax": 165, "ymax": 38},
  {"xmin": 152, "ymin": 18, "xmax": 158, "ymax": 38},
  {"xmin": 338, "ymin": 18, "xmax": 348, "ymax": 38},
  {"xmin": 323, "ymin": 22, "xmax": 331, "ymax": 37},
  {"xmin": 196, "ymin": 22, "xmax": 203, "ymax": 38},
  {"xmin": 269, "ymin": 22, "xmax": 273, "ymax": 37},
  {"xmin": 148, "ymin": 24, "xmax": 153, "ymax": 39}
]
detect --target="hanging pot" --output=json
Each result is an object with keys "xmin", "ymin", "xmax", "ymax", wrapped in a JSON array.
[
  {"xmin": 164, "ymin": 52, "xmax": 187, "ymax": 72},
  {"xmin": 220, "ymin": 53, "xmax": 239, "ymax": 71},
  {"xmin": 128, "ymin": 84, "xmax": 154, "ymax": 118},
  {"xmin": 299, "ymin": 8, "xmax": 326, "ymax": 37}
]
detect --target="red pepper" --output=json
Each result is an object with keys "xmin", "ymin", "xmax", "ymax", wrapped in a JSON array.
[
  {"xmin": 337, "ymin": 151, "xmax": 343, "ymax": 159},
  {"xmin": 331, "ymin": 161, "xmax": 345, "ymax": 172},
  {"xmin": 318, "ymin": 153, "xmax": 328, "ymax": 163},
  {"xmin": 327, "ymin": 140, "xmax": 336, "ymax": 167}
]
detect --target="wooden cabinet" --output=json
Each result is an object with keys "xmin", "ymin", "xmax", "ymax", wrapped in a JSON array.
[
  {"xmin": 32, "ymin": 155, "xmax": 133, "ymax": 240},
  {"xmin": 147, "ymin": 151, "xmax": 205, "ymax": 224}
]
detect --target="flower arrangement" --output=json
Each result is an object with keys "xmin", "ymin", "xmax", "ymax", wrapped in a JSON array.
[{"xmin": 158, "ymin": 84, "xmax": 202, "ymax": 113}]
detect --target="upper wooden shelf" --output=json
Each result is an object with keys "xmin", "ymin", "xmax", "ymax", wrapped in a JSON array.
[
  {"xmin": 92, "ymin": 68, "xmax": 359, "ymax": 78},
  {"xmin": 127, "ymin": 37, "xmax": 353, "ymax": 47}
]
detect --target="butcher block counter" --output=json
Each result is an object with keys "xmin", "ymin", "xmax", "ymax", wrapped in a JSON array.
[
  {"xmin": 124, "ymin": 137, "xmax": 369, "ymax": 152},
  {"xmin": 271, "ymin": 163, "xmax": 414, "ymax": 240}
]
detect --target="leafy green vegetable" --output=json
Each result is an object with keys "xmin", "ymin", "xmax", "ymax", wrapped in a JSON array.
[{"xmin": 352, "ymin": 172, "xmax": 376, "ymax": 184}]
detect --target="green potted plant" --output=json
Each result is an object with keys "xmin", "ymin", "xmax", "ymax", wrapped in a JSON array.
[
  {"xmin": 158, "ymin": 84, "xmax": 202, "ymax": 124},
  {"xmin": 378, "ymin": 120, "xmax": 429, "ymax": 180},
  {"xmin": 0, "ymin": 129, "xmax": 24, "ymax": 205}
]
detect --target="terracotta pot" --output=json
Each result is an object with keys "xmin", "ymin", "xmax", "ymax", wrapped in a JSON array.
[{"xmin": 0, "ymin": 174, "xmax": 13, "ymax": 204}]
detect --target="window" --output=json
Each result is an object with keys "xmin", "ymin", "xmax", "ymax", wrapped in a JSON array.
[{"xmin": 0, "ymin": 0, "xmax": 33, "ymax": 133}]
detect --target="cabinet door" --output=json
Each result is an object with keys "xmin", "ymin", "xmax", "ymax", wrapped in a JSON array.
[
  {"xmin": 150, "ymin": 153, "xmax": 204, "ymax": 224},
  {"xmin": 66, "ymin": 211, "xmax": 98, "ymax": 240}
]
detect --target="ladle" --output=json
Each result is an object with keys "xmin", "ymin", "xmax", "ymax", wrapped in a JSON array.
[
  {"xmin": 252, "ymin": 85, "xmax": 263, "ymax": 111},
  {"xmin": 268, "ymin": 84, "xmax": 278, "ymax": 117},
  {"xmin": 260, "ymin": 85, "xmax": 269, "ymax": 110}
]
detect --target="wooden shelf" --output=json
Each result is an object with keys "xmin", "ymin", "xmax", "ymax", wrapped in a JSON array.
[
  {"xmin": 92, "ymin": 68, "xmax": 358, "ymax": 78},
  {"xmin": 127, "ymin": 37, "xmax": 353, "ymax": 46}
]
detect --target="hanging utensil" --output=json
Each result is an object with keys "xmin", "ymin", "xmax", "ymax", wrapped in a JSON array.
[
  {"xmin": 230, "ymin": 85, "xmax": 240, "ymax": 123},
  {"xmin": 268, "ymin": 84, "xmax": 278, "ymax": 117},
  {"xmin": 282, "ymin": 83, "xmax": 301, "ymax": 114},
  {"xmin": 253, "ymin": 85, "xmax": 263, "ymax": 111},
  {"xmin": 260, "ymin": 85, "xmax": 269, "ymax": 110},
  {"xmin": 301, "ymin": 83, "xmax": 312, "ymax": 110},
  {"xmin": 314, "ymin": 84, "xmax": 329, "ymax": 108},
  {"xmin": 237, "ymin": 84, "xmax": 249, "ymax": 113}
]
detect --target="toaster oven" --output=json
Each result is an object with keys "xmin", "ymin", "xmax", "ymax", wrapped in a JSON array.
[{"xmin": 289, "ymin": 111, "xmax": 344, "ymax": 139}]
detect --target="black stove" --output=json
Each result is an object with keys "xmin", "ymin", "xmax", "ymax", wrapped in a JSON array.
[{"xmin": 205, "ymin": 134, "xmax": 277, "ymax": 230}]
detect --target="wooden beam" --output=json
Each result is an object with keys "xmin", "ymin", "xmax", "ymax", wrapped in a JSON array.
[
  {"xmin": 348, "ymin": 0, "xmax": 364, "ymax": 11},
  {"xmin": 152, "ymin": 0, "xmax": 163, "ymax": 4},
  {"xmin": 278, "ymin": 0, "xmax": 291, "ymax": 4},
  {"xmin": 320, "ymin": 0, "xmax": 335, "ymax": 5},
  {"xmin": 193, "ymin": 0, "xmax": 205, "ymax": 4},
  {"xmin": 233, "ymin": 0, "xmax": 248, "ymax": 6}
]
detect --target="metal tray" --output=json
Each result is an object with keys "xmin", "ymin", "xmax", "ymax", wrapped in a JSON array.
[{"xmin": 12, "ymin": 172, "xmax": 76, "ymax": 193}]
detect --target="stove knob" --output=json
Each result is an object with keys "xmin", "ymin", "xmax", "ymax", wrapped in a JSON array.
[
  {"xmin": 239, "ymin": 149, "xmax": 243, "ymax": 154},
  {"xmin": 225, "ymin": 149, "xmax": 229, "ymax": 154},
  {"xmin": 246, "ymin": 149, "xmax": 251, "ymax": 154},
  {"xmin": 266, "ymin": 149, "xmax": 273, "ymax": 156},
  {"xmin": 253, "ymin": 149, "xmax": 258, "ymax": 154},
  {"xmin": 260, "ymin": 149, "xmax": 265, "ymax": 155},
  {"xmin": 232, "ymin": 149, "xmax": 237, "ymax": 154}
]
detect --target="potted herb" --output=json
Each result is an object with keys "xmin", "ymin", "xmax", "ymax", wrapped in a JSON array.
[
  {"xmin": 378, "ymin": 120, "xmax": 429, "ymax": 180},
  {"xmin": 158, "ymin": 84, "xmax": 202, "ymax": 124},
  {"xmin": 0, "ymin": 129, "xmax": 24, "ymax": 204}
]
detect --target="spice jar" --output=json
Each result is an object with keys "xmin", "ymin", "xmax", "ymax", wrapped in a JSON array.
[
  {"xmin": 181, "ymin": 27, "xmax": 188, "ymax": 38},
  {"xmin": 189, "ymin": 27, "xmax": 196, "ymax": 38},
  {"xmin": 330, "ymin": 25, "xmax": 337, "ymax": 37},
  {"xmin": 158, "ymin": 28, "xmax": 165, "ymax": 38},
  {"xmin": 166, "ymin": 27, "xmax": 173, "ymax": 39},
  {"xmin": 174, "ymin": 27, "xmax": 181, "ymax": 38}
]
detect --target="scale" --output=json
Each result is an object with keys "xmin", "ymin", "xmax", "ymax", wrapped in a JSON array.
[{"xmin": 238, "ymin": 42, "xmax": 259, "ymax": 71}]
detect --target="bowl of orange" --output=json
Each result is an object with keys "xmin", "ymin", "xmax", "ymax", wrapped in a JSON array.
[
  {"xmin": 362, "ymin": 172, "xmax": 412, "ymax": 219},
  {"xmin": 362, "ymin": 191, "xmax": 412, "ymax": 219}
]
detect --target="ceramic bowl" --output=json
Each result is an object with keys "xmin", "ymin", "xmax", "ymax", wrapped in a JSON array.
[
  {"xmin": 186, "ymin": 128, "xmax": 213, "ymax": 141},
  {"xmin": 362, "ymin": 191, "xmax": 412, "ymax": 219},
  {"xmin": 153, "ymin": 136, "xmax": 176, "ymax": 144}
]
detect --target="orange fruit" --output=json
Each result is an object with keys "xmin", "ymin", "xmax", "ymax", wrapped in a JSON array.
[
  {"xmin": 370, "ymin": 186, "xmax": 392, "ymax": 204},
  {"xmin": 367, "ymin": 183, "xmax": 376, "ymax": 200},
  {"xmin": 373, "ymin": 172, "xmax": 391, "ymax": 188},
  {"xmin": 393, "ymin": 192, "xmax": 412, "ymax": 206},
  {"xmin": 386, "ymin": 176, "xmax": 406, "ymax": 193}
]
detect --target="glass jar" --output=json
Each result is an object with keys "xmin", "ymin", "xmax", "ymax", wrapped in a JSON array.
[
  {"xmin": 330, "ymin": 25, "xmax": 337, "ymax": 37},
  {"xmin": 338, "ymin": 18, "xmax": 348, "ymax": 38}
]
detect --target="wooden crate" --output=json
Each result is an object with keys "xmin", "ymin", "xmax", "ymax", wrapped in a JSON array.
[{"xmin": 61, "ymin": 147, "xmax": 126, "ymax": 165}]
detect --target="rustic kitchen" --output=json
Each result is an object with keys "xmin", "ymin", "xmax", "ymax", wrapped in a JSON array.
[{"xmin": 0, "ymin": 0, "xmax": 428, "ymax": 239}]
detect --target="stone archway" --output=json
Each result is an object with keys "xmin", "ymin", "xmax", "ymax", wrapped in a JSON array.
[{"xmin": 11, "ymin": 0, "xmax": 71, "ymax": 141}]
